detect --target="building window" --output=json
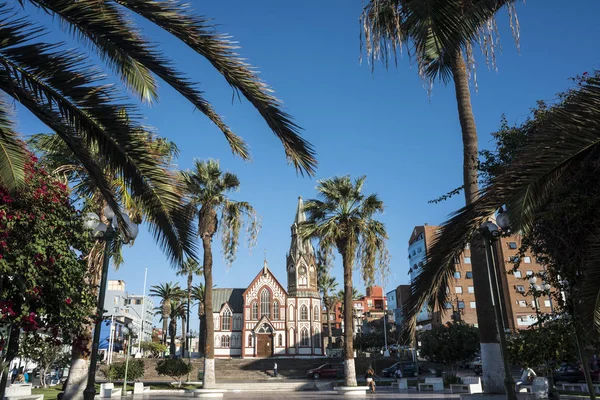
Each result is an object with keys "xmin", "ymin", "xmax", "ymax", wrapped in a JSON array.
[
  {"xmin": 518, "ymin": 300, "xmax": 527, "ymax": 307},
  {"xmin": 523, "ymin": 257, "xmax": 531, "ymax": 264},
  {"xmin": 465, "ymin": 242, "xmax": 470, "ymax": 250},
  {"xmin": 508, "ymin": 242, "xmax": 518, "ymax": 249},
  {"xmin": 300, "ymin": 305, "xmax": 308, "ymax": 321},
  {"xmin": 114, "ymin": 296, "xmax": 120, "ymax": 305},
  {"xmin": 221, "ymin": 336, "xmax": 229, "ymax": 348},
  {"xmin": 260, "ymin": 289, "xmax": 271, "ymax": 318},
  {"xmin": 248, "ymin": 334, "xmax": 253, "ymax": 347},
  {"xmin": 367, "ymin": 299, "xmax": 373, "ymax": 307},
  {"xmin": 252, "ymin": 302, "xmax": 258, "ymax": 320},
  {"xmin": 466, "ymin": 271, "xmax": 473, "ymax": 279},
  {"xmin": 455, "ymin": 286, "xmax": 463, "ymax": 294},
  {"xmin": 278, "ymin": 334, "xmax": 283, "ymax": 347},
  {"xmin": 233, "ymin": 316, "xmax": 241, "ymax": 330},
  {"xmin": 516, "ymin": 285, "xmax": 525, "ymax": 293},
  {"xmin": 222, "ymin": 309, "xmax": 232, "ymax": 331},
  {"xmin": 289, "ymin": 329, "xmax": 295, "ymax": 347},
  {"xmin": 526, "ymin": 270, "xmax": 533, "ymax": 276},
  {"xmin": 468, "ymin": 286, "xmax": 474, "ymax": 294},
  {"xmin": 464, "ymin": 257, "xmax": 471, "ymax": 264},
  {"xmin": 444, "ymin": 302, "xmax": 452, "ymax": 309},
  {"xmin": 273, "ymin": 301, "xmax": 279, "ymax": 320},
  {"xmin": 514, "ymin": 270, "xmax": 522, "ymax": 278},
  {"xmin": 300, "ymin": 328, "xmax": 309, "ymax": 346},
  {"xmin": 509, "ymin": 256, "xmax": 520, "ymax": 263},
  {"xmin": 289, "ymin": 305, "xmax": 295, "ymax": 321},
  {"xmin": 315, "ymin": 329, "xmax": 321, "ymax": 347},
  {"xmin": 544, "ymin": 300, "xmax": 551, "ymax": 307},
  {"xmin": 458, "ymin": 301, "xmax": 465, "ymax": 309},
  {"xmin": 314, "ymin": 305, "xmax": 320, "ymax": 321},
  {"xmin": 469, "ymin": 301, "xmax": 476, "ymax": 309},
  {"xmin": 329, "ymin": 314, "xmax": 335, "ymax": 321},
  {"xmin": 454, "ymin": 272, "xmax": 461, "ymax": 279}
]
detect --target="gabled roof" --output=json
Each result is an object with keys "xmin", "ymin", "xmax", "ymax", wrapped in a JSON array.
[{"xmin": 212, "ymin": 288, "xmax": 244, "ymax": 313}]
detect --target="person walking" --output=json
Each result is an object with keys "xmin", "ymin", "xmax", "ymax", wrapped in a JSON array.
[
  {"xmin": 10, "ymin": 366, "xmax": 18, "ymax": 384},
  {"xmin": 273, "ymin": 362, "xmax": 278, "ymax": 378},
  {"xmin": 365, "ymin": 367, "xmax": 376, "ymax": 393}
]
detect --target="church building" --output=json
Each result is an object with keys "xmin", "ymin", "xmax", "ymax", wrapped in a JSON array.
[{"xmin": 212, "ymin": 197, "xmax": 324, "ymax": 358}]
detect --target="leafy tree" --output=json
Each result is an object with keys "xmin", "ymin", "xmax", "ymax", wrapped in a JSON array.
[
  {"xmin": 101, "ymin": 360, "xmax": 145, "ymax": 382},
  {"xmin": 0, "ymin": 156, "xmax": 93, "ymax": 397},
  {"xmin": 301, "ymin": 175, "xmax": 390, "ymax": 387},
  {"xmin": 176, "ymin": 259, "xmax": 202, "ymax": 356},
  {"xmin": 155, "ymin": 358, "xmax": 193, "ymax": 388},
  {"xmin": 150, "ymin": 282, "xmax": 182, "ymax": 348},
  {"xmin": 140, "ymin": 342, "xmax": 167, "ymax": 359},
  {"xmin": 19, "ymin": 333, "xmax": 70, "ymax": 387},
  {"xmin": 419, "ymin": 323, "xmax": 480, "ymax": 374},
  {"xmin": 179, "ymin": 159, "xmax": 259, "ymax": 388}
]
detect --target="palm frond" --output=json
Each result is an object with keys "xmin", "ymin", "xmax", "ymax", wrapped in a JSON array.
[
  {"xmin": 401, "ymin": 73, "xmax": 600, "ymax": 338},
  {"xmin": 113, "ymin": 0, "xmax": 316, "ymax": 175},
  {"xmin": 0, "ymin": 97, "xmax": 25, "ymax": 189},
  {"xmin": 578, "ymin": 235, "xmax": 600, "ymax": 333}
]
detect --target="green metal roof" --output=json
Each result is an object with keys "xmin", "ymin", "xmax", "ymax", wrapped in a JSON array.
[{"xmin": 212, "ymin": 288, "xmax": 244, "ymax": 313}]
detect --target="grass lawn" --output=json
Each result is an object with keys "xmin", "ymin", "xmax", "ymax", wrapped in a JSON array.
[{"xmin": 31, "ymin": 382, "xmax": 198, "ymax": 400}]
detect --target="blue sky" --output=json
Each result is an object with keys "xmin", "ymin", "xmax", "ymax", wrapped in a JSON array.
[{"xmin": 14, "ymin": 1, "xmax": 600, "ymax": 331}]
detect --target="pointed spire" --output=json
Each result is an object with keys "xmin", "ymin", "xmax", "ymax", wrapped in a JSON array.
[
  {"xmin": 294, "ymin": 196, "xmax": 306, "ymax": 224},
  {"xmin": 263, "ymin": 249, "xmax": 268, "ymax": 274}
]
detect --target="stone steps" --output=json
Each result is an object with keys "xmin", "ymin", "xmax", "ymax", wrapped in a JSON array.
[{"xmin": 211, "ymin": 381, "xmax": 326, "ymax": 391}]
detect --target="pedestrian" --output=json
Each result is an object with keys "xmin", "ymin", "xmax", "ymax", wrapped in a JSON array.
[
  {"xmin": 516, "ymin": 365, "xmax": 536, "ymax": 393},
  {"xmin": 273, "ymin": 362, "xmax": 278, "ymax": 377},
  {"xmin": 365, "ymin": 367, "xmax": 376, "ymax": 393},
  {"xmin": 394, "ymin": 367, "xmax": 403, "ymax": 380},
  {"xmin": 10, "ymin": 366, "xmax": 18, "ymax": 384}
]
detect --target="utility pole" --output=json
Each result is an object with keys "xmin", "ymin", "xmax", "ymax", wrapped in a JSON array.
[{"xmin": 138, "ymin": 268, "xmax": 148, "ymax": 354}]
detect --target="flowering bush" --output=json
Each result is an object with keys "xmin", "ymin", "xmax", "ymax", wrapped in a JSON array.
[{"xmin": 0, "ymin": 156, "xmax": 93, "ymax": 341}]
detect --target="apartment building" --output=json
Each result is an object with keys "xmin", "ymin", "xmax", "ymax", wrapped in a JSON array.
[{"xmin": 408, "ymin": 225, "xmax": 553, "ymax": 331}]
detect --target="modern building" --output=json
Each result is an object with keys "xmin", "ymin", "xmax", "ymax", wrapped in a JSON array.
[
  {"xmin": 394, "ymin": 285, "xmax": 411, "ymax": 326},
  {"xmin": 386, "ymin": 289, "xmax": 398, "ymax": 327},
  {"xmin": 408, "ymin": 224, "xmax": 553, "ymax": 331},
  {"xmin": 210, "ymin": 197, "xmax": 324, "ymax": 358}
]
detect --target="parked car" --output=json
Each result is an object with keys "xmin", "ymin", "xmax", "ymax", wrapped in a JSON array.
[
  {"xmin": 307, "ymin": 363, "xmax": 344, "ymax": 379},
  {"xmin": 553, "ymin": 364, "xmax": 600, "ymax": 383},
  {"xmin": 380, "ymin": 361, "xmax": 420, "ymax": 378},
  {"xmin": 469, "ymin": 357, "xmax": 482, "ymax": 370}
]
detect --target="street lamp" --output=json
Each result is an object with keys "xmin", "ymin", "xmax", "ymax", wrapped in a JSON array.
[
  {"xmin": 82, "ymin": 206, "xmax": 139, "ymax": 400},
  {"xmin": 122, "ymin": 322, "xmax": 138, "ymax": 396},
  {"xmin": 479, "ymin": 214, "xmax": 517, "ymax": 400}
]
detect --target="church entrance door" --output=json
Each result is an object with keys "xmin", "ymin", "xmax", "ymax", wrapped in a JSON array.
[{"xmin": 256, "ymin": 334, "xmax": 272, "ymax": 357}]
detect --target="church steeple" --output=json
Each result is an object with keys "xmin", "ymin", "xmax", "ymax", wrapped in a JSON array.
[{"xmin": 287, "ymin": 196, "xmax": 319, "ymax": 298}]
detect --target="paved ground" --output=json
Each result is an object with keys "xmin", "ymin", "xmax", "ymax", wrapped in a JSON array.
[{"xmin": 133, "ymin": 389, "xmax": 461, "ymax": 399}]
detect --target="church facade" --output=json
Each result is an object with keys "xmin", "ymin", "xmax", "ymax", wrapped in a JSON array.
[{"xmin": 212, "ymin": 197, "xmax": 324, "ymax": 358}]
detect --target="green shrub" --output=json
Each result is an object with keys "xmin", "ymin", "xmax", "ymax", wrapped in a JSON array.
[
  {"xmin": 102, "ymin": 360, "xmax": 145, "ymax": 381},
  {"xmin": 140, "ymin": 341, "xmax": 167, "ymax": 358},
  {"xmin": 156, "ymin": 358, "xmax": 193, "ymax": 387}
]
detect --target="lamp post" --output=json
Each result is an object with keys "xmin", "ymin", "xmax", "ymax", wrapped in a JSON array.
[
  {"xmin": 82, "ymin": 206, "xmax": 139, "ymax": 400},
  {"xmin": 528, "ymin": 277, "xmax": 558, "ymax": 400},
  {"xmin": 479, "ymin": 213, "xmax": 517, "ymax": 400},
  {"xmin": 122, "ymin": 322, "xmax": 138, "ymax": 396}
]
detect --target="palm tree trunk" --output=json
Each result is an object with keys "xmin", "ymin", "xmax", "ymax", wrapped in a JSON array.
[
  {"xmin": 169, "ymin": 319, "xmax": 177, "ymax": 357},
  {"xmin": 201, "ymin": 234, "xmax": 215, "ymax": 388},
  {"xmin": 187, "ymin": 272, "xmax": 193, "ymax": 357},
  {"xmin": 341, "ymin": 247, "xmax": 357, "ymax": 387},
  {"xmin": 326, "ymin": 305, "xmax": 333, "ymax": 354},
  {"xmin": 162, "ymin": 313, "xmax": 168, "ymax": 350},
  {"xmin": 181, "ymin": 315, "xmax": 187, "ymax": 357},
  {"xmin": 452, "ymin": 51, "xmax": 503, "ymax": 394}
]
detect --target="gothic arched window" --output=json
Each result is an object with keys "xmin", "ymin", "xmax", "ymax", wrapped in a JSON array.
[
  {"xmin": 300, "ymin": 328, "xmax": 309, "ymax": 346},
  {"xmin": 289, "ymin": 329, "xmax": 295, "ymax": 347},
  {"xmin": 273, "ymin": 301, "xmax": 280, "ymax": 320},
  {"xmin": 221, "ymin": 336, "xmax": 230, "ymax": 348},
  {"xmin": 248, "ymin": 334, "xmax": 253, "ymax": 347},
  {"xmin": 252, "ymin": 302, "xmax": 258, "ymax": 320},
  {"xmin": 300, "ymin": 305, "xmax": 308, "ymax": 321},
  {"xmin": 289, "ymin": 305, "xmax": 295, "ymax": 321},
  {"xmin": 260, "ymin": 288, "xmax": 271, "ymax": 318},
  {"xmin": 222, "ymin": 309, "xmax": 231, "ymax": 331},
  {"xmin": 278, "ymin": 333, "xmax": 283, "ymax": 347},
  {"xmin": 314, "ymin": 305, "xmax": 320, "ymax": 321}
]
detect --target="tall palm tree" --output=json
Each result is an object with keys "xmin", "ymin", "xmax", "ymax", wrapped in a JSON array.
[
  {"xmin": 361, "ymin": 1, "xmax": 521, "ymax": 390},
  {"xmin": 149, "ymin": 283, "xmax": 182, "ymax": 348},
  {"xmin": 0, "ymin": 0, "xmax": 316, "ymax": 194},
  {"xmin": 191, "ymin": 284, "xmax": 206, "ymax": 356},
  {"xmin": 168, "ymin": 300, "xmax": 187, "ymax": 357},
  {"xmin": 177, "ymin": 259, "xmax": 203, "ymax": 356},
  {"xmin": 179, "ymin": 159, "xmax": 259, "ymax": 388},
  {"xmin": 301, "ymin": 176, "xmax": 389, "ymax": 387},
  {"xmin": 404, "ymin": 74, "xmax": 600, "ymax": 399},
  {"xmin": 318, "ymin": 273, "xmax": 339, "ymax": 353}
]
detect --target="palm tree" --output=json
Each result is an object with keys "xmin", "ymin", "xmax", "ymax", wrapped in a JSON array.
[
  {"xmin": 318, "ymin": 273, "xmax": 339, "ymax": 353},
  {"xmin": 179, "ymin": 159, "xmax": 259, "ymax": 388},
  {"xmin": 150, "ymin": 283, "xmax": 182, "ymax": 348},
  {"xmin": 191, "ymin": 284, "xmax": 206, "ymax": 355},
  {"xmin": 168, "ymin": 300, "xmax": 187, "ymax": 357},
  {"xmin": 403, "ymin": 74, "xmax": 600, "ymax": 399},
  {"xmin": 301, "ymin": 176, "xmax": 389, "ymax": 387},
  {"xmin": 0, "ymin": 0, "xmax": 316, "ymax": 195},
  {"xmin": 177, "ymin": 259, "xmax": 203, "ymax": 356},
  {"xmin": 361, "ymin": 1, "xmax": 521, "ymax": 390}
]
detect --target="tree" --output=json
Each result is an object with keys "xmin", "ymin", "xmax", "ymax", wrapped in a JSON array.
[
  {"xmin": 191, "ymin": 284, "xmax": 206, "ymax": 356},
  {"xmin": 139, "ymin": 342, "xmax": 167, "ymax": 358},
  {"xmin": 19, "ymin": 333, "xmax": 70, "ymax": 388},
  {"xmin": 301, "ymin": 175, "xmax": 390, "ymax": 387},
  {"xmin": 150, "ymin": 283, "xmax": 182, "ymax": 349},
  {"xmin": 0, "ymin": 156, "xmax": 93, "ymax": 398},
  {"xmin": 176, "ymin": 259, "xmax": 202, "ymax": 357},
  {"xmin": 410, "ymin": 71, "xmax": 600, "ymax": 398},
  {"xmin": 420, "ymin": 323, "xmax": 480, "ymax": 374},
  {"xmin": 155, "ymin": 358, "xmax": 193, "ymax": 388},
  {"xmin": 168, "ymin": 300, "xmax": 187, "ymax": 357},
  {"xmin": 179, "ymin": 159, "xmax": 259, "ymax": 388},
  {"xmin": 361, "ymin": 0, "xmax": 522, "ymax": 391}
]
